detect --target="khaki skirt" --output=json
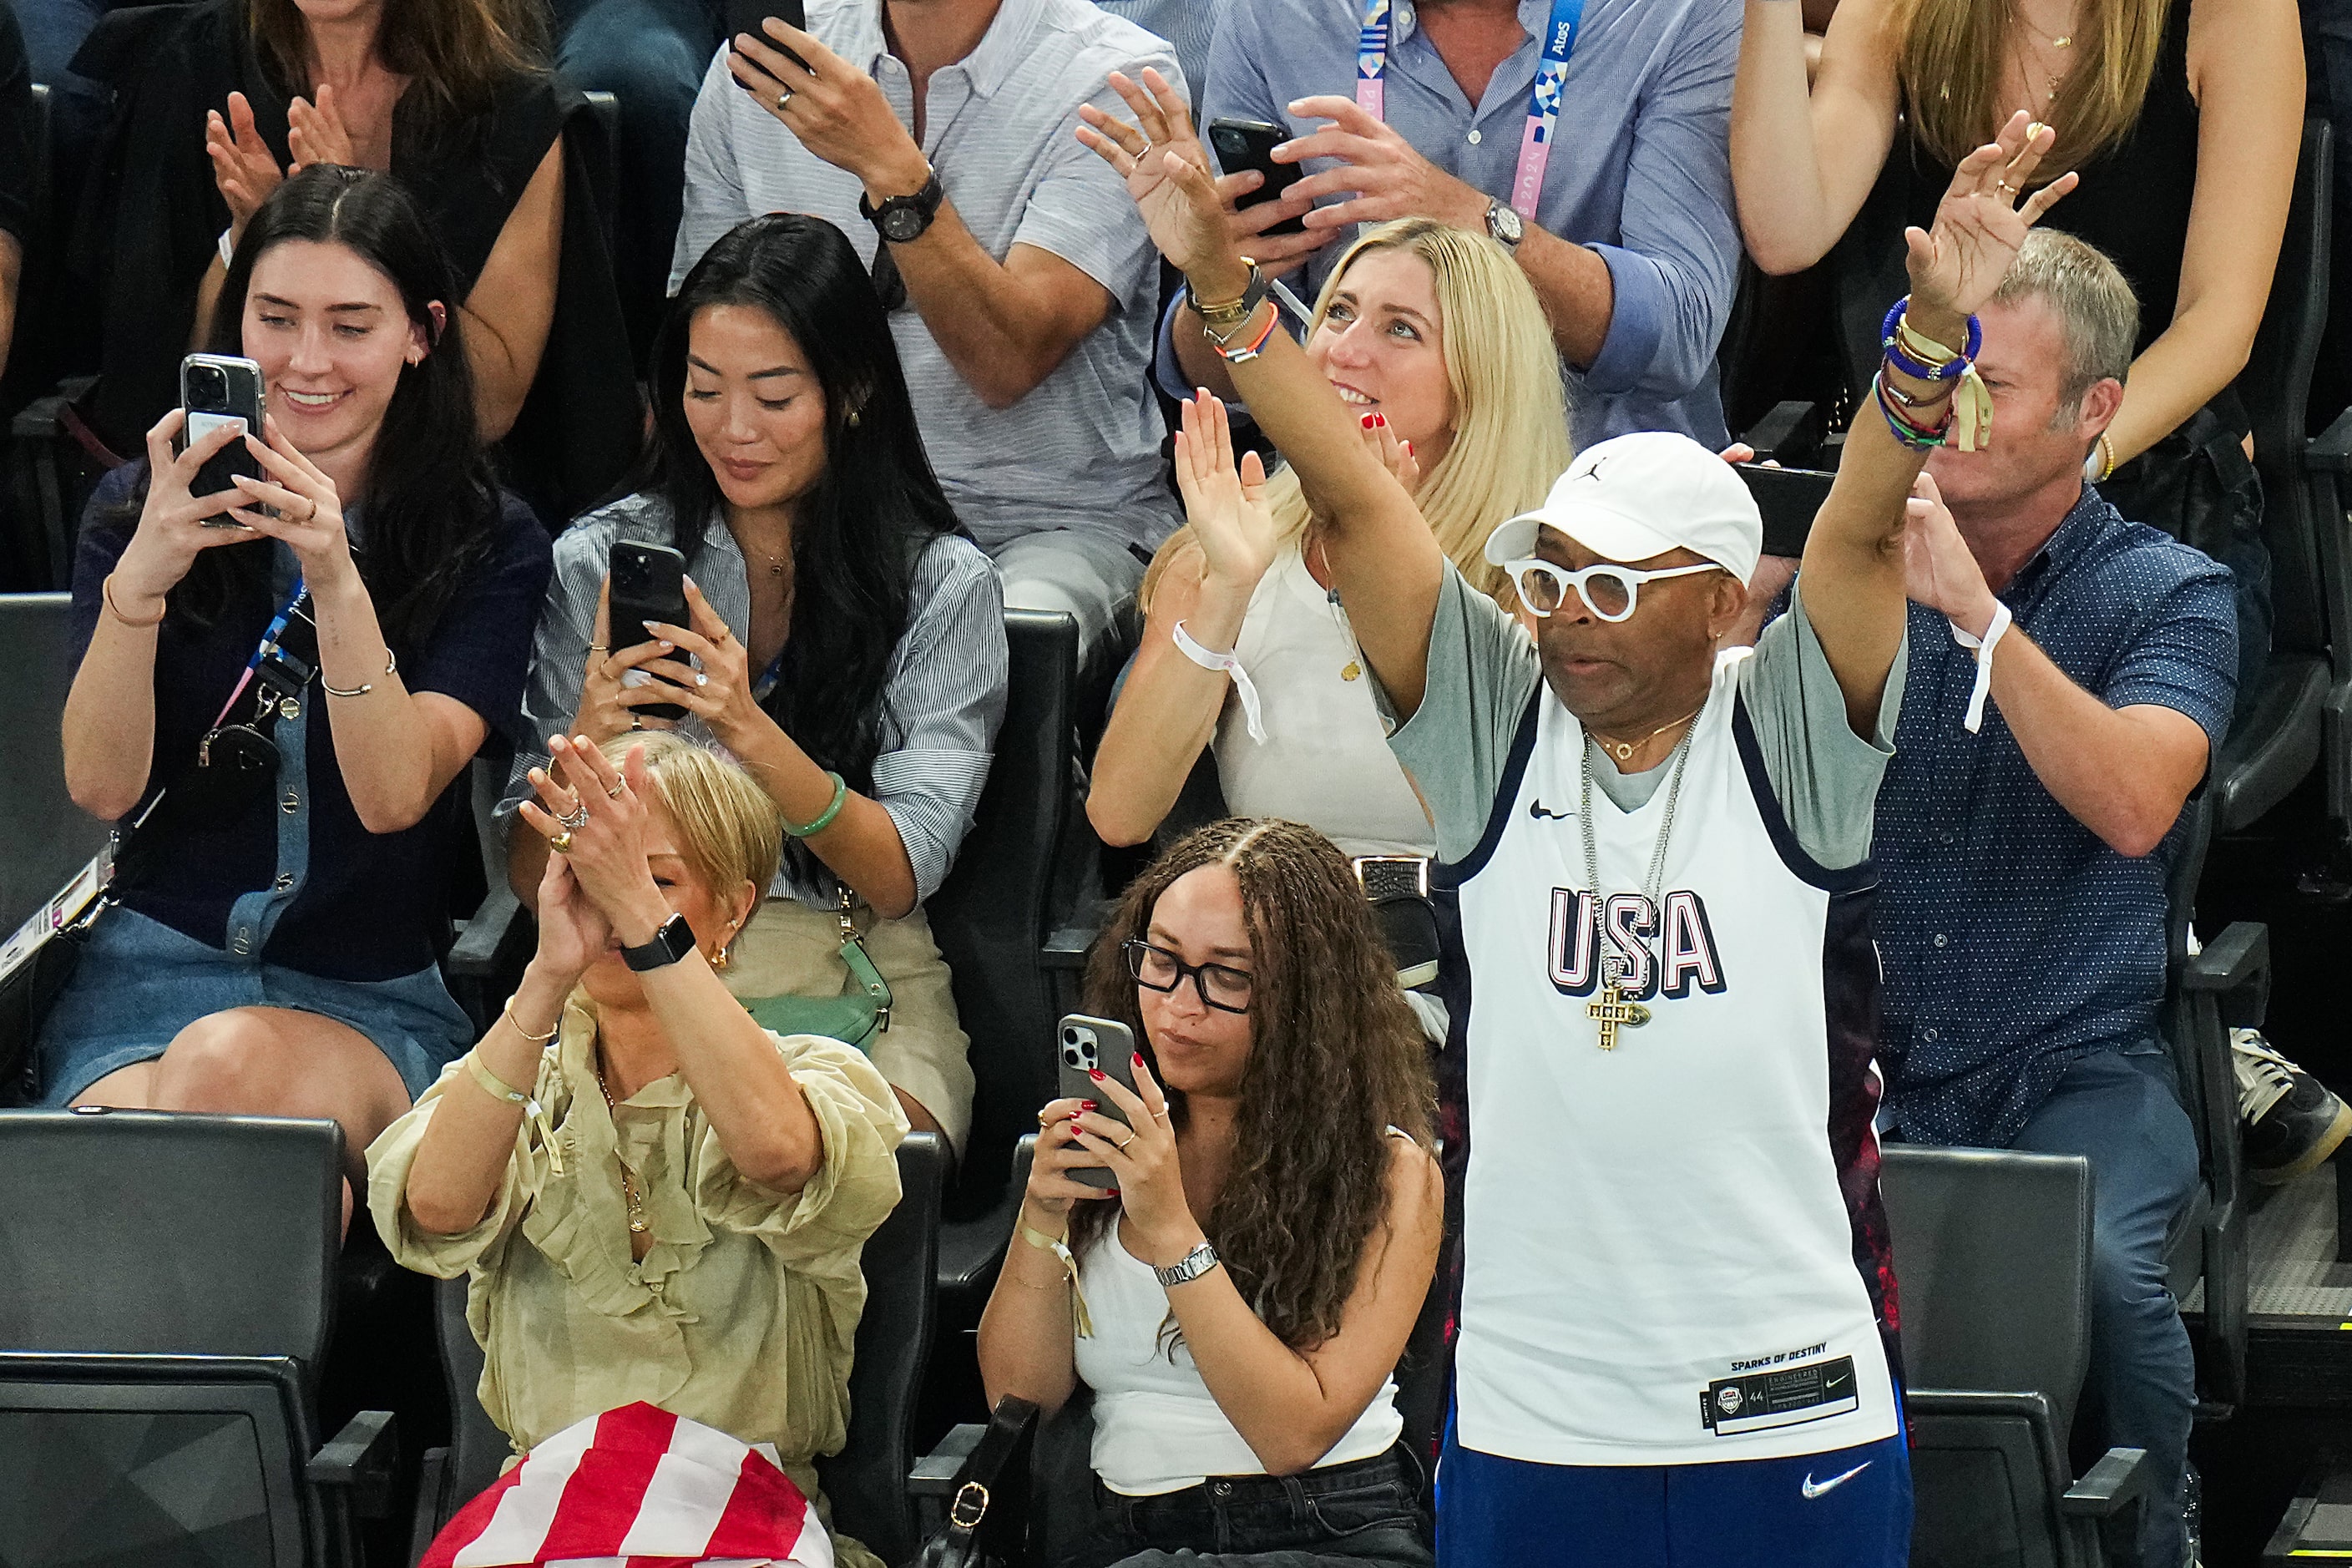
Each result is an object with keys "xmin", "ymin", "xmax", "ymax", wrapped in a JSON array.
[{"xmin": 725, "ymin": 897, "xmax": 974, "ymax": 1156}]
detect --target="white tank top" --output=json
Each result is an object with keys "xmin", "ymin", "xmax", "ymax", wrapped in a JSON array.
[
  {"xmin": 1073, "ymin": 1218, "xmax": 1405, "ymax": 1495},
  {"xmin": 1448, "ymin": 651, "xmax": 1898, "ymax": 1466},
  {"xmin": 1214, "ymin": 544, "xmax": 1435, "ymax": 859}
]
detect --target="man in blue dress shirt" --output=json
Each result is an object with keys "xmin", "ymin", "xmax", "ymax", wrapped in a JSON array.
[
  {"xmin": 1166, "ymin": 0, "xmax": 1743, "ymax": 447},
  {"xmin": 1874, "ymin": 228, "xmax": 2349, "ymax": 1568}
]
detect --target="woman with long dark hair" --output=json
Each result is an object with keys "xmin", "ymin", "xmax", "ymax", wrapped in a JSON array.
[
  {"xmin": 45, "ymin": 167, "xmax": 554, "ymax": 1206},
  {"xmin": 978, "ymin": 818, "xmax": 1443, "ymax": 1568},
  {"xmin": 503, "ymin": 212, "xmax": 1008, "ymax": 1151}
]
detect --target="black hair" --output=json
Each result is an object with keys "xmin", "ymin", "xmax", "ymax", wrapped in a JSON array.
[
  {"xmin": 640, "ymin": 213, "xmax": 959, "ymax": 798},
  {"xmin": 168, "ymin": 165, "xmax": 503, "ymax": 649}
]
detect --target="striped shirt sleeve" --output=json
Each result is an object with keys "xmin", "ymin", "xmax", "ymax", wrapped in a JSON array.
[{"xmin": 879, "ymin": 537, "xmax": 1009, "ymax": 903}]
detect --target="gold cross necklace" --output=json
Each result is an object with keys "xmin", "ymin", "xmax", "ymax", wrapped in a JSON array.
[{"xmin": 1576, "ymin": 712, "xmax": 1699, "ymax": 1049}]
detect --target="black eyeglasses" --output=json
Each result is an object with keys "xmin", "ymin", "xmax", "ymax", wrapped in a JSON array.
[{"xmin": 1123, "ymin": 938, "xmax": 1252, "ymax": 1014}]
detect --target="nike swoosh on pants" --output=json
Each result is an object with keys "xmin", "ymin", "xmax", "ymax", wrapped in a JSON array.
[{"xmin": 1801, "ymin": 1461, "xmax": 1872, "ymax": 1500}]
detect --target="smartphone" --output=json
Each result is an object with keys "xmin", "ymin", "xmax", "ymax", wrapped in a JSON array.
[
  {"xmin": 176, "ymin": 354, "xmax": 266, "ymax": 515},
  {"xmin": 1736, "ymin": 462, "xmax": 1838, "ymax": 562},
  {"xmin": 1055, "ymin": 1014, "xmax": 1140, "ymax": 1191},
  {"xmin": 1208, "ymin": 118, "xmax": 1308, "ymax": 237},
  {"xmin": 608, "ymin": 540, "xmax": 691, "ymax": 724},
  {"xmin": 725, "ymin": 0, "xmax": 810, "ymax": 83}
]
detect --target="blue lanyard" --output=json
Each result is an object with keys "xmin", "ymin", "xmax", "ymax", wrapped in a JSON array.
[
  {"xmin": 1355, "ymin": 0, "xmax": 1587, "ymax": 219},
  {"xmin": 212, "ymin": 577, "xmax": 310, "ymax": 727}
]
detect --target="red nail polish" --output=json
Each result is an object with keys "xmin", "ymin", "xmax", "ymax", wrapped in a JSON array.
[
  {"xmin": 1089, "ymin": 1069, "xmax": 1105, "ymax": 1081},
  {"xmin": 1374, "ymin": 414, "xmax": 1388, "ymax": 428},
  {"xmin": 1105, "ymin": 1188, "xmax": 1120, "ymax": 1197},
  {"xmin": 1081, "ymin": 1100, "xmax": 1099, "ymax": 1111},
  {"xmin": 1360, "ymin": 413, "xmax": 1378, "ymax": 429},
  {"xmin": 1132, "ymin": 1051, "xmax": 1145, "ymax": 1067}
]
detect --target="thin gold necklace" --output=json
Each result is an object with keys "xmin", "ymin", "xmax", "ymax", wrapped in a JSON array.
[
  {"xmin": 1311, "ymin": 531, "xmax": 1364, "ymax": 682},
  {"xmin": 1586, "ymin": 706, "xmax": 1704, "ymax": 765},
  {"xmin": 592, "ymin": 1046, "xmax": 650, "ymax": 1237}
]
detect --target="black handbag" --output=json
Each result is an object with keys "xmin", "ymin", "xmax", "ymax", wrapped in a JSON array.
[{"xmin": 913, "ymin": 1396, "xmax": 1039, "ymax": 1568}]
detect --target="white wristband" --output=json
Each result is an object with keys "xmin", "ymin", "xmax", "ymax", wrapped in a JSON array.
[
  {"xmin": 1947, "ymin": 599, "xmax": 2013, "ymax": 735},
  {"xmin": 1172, "ymin": 620, "xmax": 1266, "ymax": 744},
  {"xmin": 218, "ymin": 227, "xmax": 236, "ymax": 269}
]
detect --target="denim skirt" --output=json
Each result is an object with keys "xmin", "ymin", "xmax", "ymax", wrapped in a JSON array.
[{"xmin": 34, "ymin": 906, "xmax": 474, "ymax": 1106}]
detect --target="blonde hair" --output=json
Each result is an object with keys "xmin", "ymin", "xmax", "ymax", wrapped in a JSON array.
[
  {"xmin": 597, "ymin": 732, "xmax": 782, "ymax": 919},
  {"xmin": 1894, "ymin": 0, "xmax": 2171, "ymax": 176},
  {"xmin": 1142, "ymin": 219, "xmax": 1571, "ymax": 614},
  {"xmin": 1991, "ymin": 229, "xmax": 2139, "ymax": 408}
]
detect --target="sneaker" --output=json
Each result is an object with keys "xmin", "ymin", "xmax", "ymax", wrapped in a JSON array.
[{"xmin": 2233, "ymin": 1029, "xmax": 2352, "ymax": 1184}]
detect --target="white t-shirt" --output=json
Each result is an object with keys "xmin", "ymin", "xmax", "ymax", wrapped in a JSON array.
[
  {"xmin": 1072, "ymin": 1220, "xmax": 1404, "ymax": 1495},
  {"xmin": 1214, "ymin": 544, "xmax": 1435, "ymax": 859}
]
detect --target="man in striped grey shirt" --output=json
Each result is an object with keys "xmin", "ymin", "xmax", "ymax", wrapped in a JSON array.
[{"xmin": 675, "ymin": 0, "xmax": 1188, "ymax": 667}]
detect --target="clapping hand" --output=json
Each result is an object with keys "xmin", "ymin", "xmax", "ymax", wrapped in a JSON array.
[
  {"xmin": 287, "ymin": 83, "xmax": 357, "ymax": 170},
  {"xmin": 205, "ymin": 93, "xmax": 284, "ymax": 240},
  {"xmin": 1906, "ymin": 111, "xmax": 2076, "ymax": 335},
  {"xmin": 1173, "ymin": 391, "xmax": 1278, "ymax": 599},
  {"xmin": 518, "ymin": 736, "xmax": 673, "ymax": 943},
  {"xmin": 1903, "ymin": 470, "xmax": 2000, "ymax": 638}
]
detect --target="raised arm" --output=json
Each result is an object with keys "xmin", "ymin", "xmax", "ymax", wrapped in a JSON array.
[
  {"xmin": 1731, "ymin": 0, "xmax": 1905, "ymax": 274},
  {"xmin": 1800, "ymin": 116, "xmax": 2076, "ymax": 733},
  {"xmin": 1078, "ymin": 69, "xmax": 1443, "ymax": 714}
]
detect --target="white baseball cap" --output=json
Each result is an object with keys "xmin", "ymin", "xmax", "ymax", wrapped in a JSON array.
[{"xmin": 1483, "ymin": 431, "xmax": 1763, "ymax": 586}]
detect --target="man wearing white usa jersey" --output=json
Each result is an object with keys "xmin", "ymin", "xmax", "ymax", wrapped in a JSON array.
[{"xmin": 1075, "ymin": 76, "xmax": 2073, "ymax": 1562}]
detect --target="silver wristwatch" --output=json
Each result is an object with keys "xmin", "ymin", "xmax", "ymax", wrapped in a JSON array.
[
  {"xmin": 1155, "ymin": 1240, "xmax": 1222, "ymax": 1288},
  {"xmin": 1485, "ymin": 200, "xmax": 1525, "ymax": 252}
]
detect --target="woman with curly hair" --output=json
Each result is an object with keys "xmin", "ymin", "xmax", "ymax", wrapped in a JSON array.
[{"xmin": 978, "ymin": 817, "xmax": 1443, "ymax": 1568}]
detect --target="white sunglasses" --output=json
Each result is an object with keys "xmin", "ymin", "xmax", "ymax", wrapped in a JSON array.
[{"xmin": 1505, "ymin": 559, "xmax": 1725, "ymax": 622}]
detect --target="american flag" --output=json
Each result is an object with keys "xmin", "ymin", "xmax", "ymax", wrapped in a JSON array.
[{"xmin": 421, "ymin": 1403, "xmax": 836, "ymax": 1568}]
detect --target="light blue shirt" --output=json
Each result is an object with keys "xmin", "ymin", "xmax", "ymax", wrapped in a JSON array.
[{"xmin": 1194, "ymin": 0, "xmax": 1742, "ymax": 447}]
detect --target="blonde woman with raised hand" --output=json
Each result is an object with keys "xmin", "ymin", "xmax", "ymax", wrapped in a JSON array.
[{"xmin": 1087, "ymin": 218, "xmax": 1568, "ymax": 863}]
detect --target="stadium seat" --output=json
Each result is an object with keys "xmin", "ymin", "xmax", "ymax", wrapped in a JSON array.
[
  {"xmin": 0, "ymin": 1109, "xmax": 397, "ymax": 1566},
  {"xmin": 407, "ymin": 1131, "xmax": 946, "ymax": 1567},
  {"xmin": 1880, "ymin": 1144, "xmax": 2149, "ymax": 1568},
  {"xmin": 929, "ymin": 609, "xmax": 1080, "ymax": 1309},
  {"xmin": 576, "ymin": 91, "xmax": 621, "ymax": 264},
  {"xmin": 0, "ymin": 593, "xmax": 109, "ymax": 935}
]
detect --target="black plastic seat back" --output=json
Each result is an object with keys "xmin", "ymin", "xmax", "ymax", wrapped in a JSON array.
[
  {"xmin": 818, "ymin": 1130, "xmax": 944, "ymax": 1564},
  {"xmin": 1905, "ymin": 1389, "xmax": 2075, "ymax": 1568},
  {"xmin": 0, "ymin": 1110, "xmax": 342, "ymax": 1359},
  {"xmin": 1879, "ymin": 1146, "xmax": 2093, "ymax": 1447},
  {"xmin": 928, "ymin": 610, "xmax": 1077, "ymax": 1209},
  {"xmin": 2236, "ymin": 119, "xmax": 2333, "ymax": 667},
  {"xmin": 0, "ymin": 593, "xmax": 111, "ymax": 932}
]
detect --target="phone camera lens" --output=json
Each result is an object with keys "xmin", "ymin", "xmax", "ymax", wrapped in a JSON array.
[{"xmin": 187, "ymin": 366, "xmax": 228, "ymax": 406}]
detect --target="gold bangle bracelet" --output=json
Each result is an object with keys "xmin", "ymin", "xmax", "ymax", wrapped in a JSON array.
[{"xmin": 101, "ymin": 574, "xmax": 168, "ymax": 629}]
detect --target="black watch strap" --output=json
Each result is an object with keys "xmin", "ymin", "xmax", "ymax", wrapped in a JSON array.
[
  {"xmin": 858, "ymin": 172, "xmax": 944, "ymax": 240},
  {"xmin": 621, "ymin": 912, "xmax": 698, "ymax": 972}
]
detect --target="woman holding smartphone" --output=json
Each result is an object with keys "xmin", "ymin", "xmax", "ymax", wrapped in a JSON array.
[
  {"xmin": 978, "ymin": 818, "xmax": 1443, "ymax": 1568},
  {"xmin": 45, "ymin": 166, "xmax": 554, "ymax": 1210},
  {"xmin": 504, "ymin": 212, "xmax": 1007, "ymax": 1153}
]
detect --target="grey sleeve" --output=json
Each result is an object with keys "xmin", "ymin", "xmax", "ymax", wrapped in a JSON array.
[
  {"xmin": 1736, "ymin": 582, "xmax": 1908, "ymax": 871},
  {"xmin": 877, "ymin": 541, "xmax": 1009, "ymax": 906},
  {"xmin": 1383, "ymin": 565, "xmax": 1545, "ymax": 864}
]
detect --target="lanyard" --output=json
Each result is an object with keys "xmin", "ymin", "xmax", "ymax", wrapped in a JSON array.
[
  {"xmin": 1355, "ymin": 0, "xmax": 1586, "ymax": 219},
  {"xmin": 211, "ymin": 577, "xmax": 311, "ymax": 729}
]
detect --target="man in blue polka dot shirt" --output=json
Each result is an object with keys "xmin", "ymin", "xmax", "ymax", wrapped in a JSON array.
[{"xmin": 1872, "ymin": 228, "xmax": 2346, "ymax": 1568}]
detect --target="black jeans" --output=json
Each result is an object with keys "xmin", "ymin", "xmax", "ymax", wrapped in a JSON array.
[{"xmin": 1065, "ymin": 1448, "xmax": 1434, "ymax": 1568}]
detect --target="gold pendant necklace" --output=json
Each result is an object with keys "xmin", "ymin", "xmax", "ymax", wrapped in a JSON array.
[
  {"xmin": 1586, "ymin": 706, "xmax": 1704, "ymax": 765},
  {"xmin": 593, "ymin": 1047, "xmax": 650, "ymax": 1236},
  {"xmin": 1313, "ymin": 533, "xmax": 1363, "ymax": 682}
]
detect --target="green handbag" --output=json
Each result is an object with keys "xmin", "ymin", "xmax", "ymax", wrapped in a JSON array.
[{"xmin": 743, "ymin": 887, "xmax": 893, "ymax": 1053}]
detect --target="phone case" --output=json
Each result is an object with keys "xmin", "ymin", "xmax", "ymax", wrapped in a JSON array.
[
  {"xmin": 608, "ymin": 543, "xmax": 691, "ymax": 723},
  {"xmin": 1055, "ymin": 1015, "xmax": 1138, "ymax": 1191},
  {"xmin": 177, "ymin": 355, "xmax": 266, "ymax": 506},
  {"xmin": 726, "ymin": 0, "xmax": 809, "ymax": 77},
  {"xmin": 1209, "ymin": 119, "xmax": 1307, "ymax": 236}
]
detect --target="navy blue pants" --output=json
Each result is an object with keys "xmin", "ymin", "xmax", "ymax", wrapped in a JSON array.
[
  {"xmin": 1435, "ymin": 1423, "xmax": 1910, "ymax": 1567},
  {"xmin": 2006, "ymin": 1046, "xmax": 2201, "ymax": 1568}
]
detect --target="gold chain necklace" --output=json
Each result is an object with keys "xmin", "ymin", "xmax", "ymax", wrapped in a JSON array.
[
  {"xmin": 592, "ymin": 1047, "xmax": 650, "ymax": 1237},
  {"xmin": 1311, "ymin": 531, "xmax": 1364, "ymax": 683},
  {"xmin": 1586, "ymin": 706, "xmax": 1704, "ymax": 765}
]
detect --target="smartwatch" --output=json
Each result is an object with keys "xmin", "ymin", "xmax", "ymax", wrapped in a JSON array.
[
  {"xmin": 1485, "ymin": 200, "xmax": 1525, "ymax": 253},
  {"xmin": 859, "ymin": 172, "xmax": 945, "ymax": 244},
  {"xmin": 621, "ymin": 912, "xmax": 699, "ymax": 972}
]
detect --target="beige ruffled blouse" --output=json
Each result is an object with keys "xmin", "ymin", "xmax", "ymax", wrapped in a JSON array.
[{"xmin": 366, "ymin": 998, "xmax": 908, "ymax": 1568}]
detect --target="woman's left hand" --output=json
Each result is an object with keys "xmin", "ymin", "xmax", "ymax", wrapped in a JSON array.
[
  {"xmin": 516, "ymin": 735, "xmax": 675, "ymax": 942},
  {"xmin": 287, "ymin": 82, "xmax": 357, "ymax": 171},
  {"xmin": 1068, "ymin": 1052, "xmax": 1201, "ymax": 1267},
  {"xmin": 224, "ymin": 416, "xmax": 357, "ymax": 593},
  {"xmin": 640, "ymin": 579, "xmax": 768, "ymax": 749}
]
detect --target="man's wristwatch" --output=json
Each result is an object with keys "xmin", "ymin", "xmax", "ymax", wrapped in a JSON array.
[
  {"xmin": 1485, "ymin": 200, "xmax": 1525, "ymax": 252},
  {"xmin": 620, "ymin": 912, "xmax": 699, "ymax": 972},
  {"xmin": 859, "ymin": 171, "xmax": 945, "ymax": 244},
  {"xmin": 1155, "ymin": 1240, "xmax": 1222, "ymax": 1288}
]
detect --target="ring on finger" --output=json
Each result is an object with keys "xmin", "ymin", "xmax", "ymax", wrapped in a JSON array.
[
  {"xmin": 1114, "ymin": 1130, "xmax": 1136, "ymax": 1151},
  {"xmin": 776, "ymin": 88, "xmax": 794, "ymax": 110},
  {"xmin": 605, "ymin": 781, "xmax": 627, "ymax": 799},
  {"xmin": 550, "ymin": 830, "xmax": 574, "ymax": 854},
  {"xmin": 557, "ymin": 802, "xmax": 589, "ymax": 830}
]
